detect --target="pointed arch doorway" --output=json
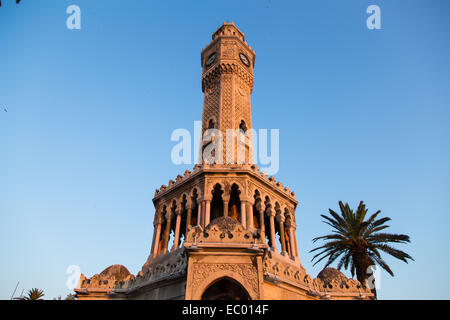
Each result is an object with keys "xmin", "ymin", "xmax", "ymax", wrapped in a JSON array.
[{"xmin": 201, "ymin": 277, "xmax": 251, "ymax": 300}]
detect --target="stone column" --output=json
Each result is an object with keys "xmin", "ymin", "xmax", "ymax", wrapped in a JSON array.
[
  {"xmin": 240, "ymin": 201, "xmax": 247, "ymax": 229},
  {"xmin": 196, "ymin": 199, "xmax": 202, "ymax": 227},
  {"xmin": 289, "ymin": 225, "xmax": 296, "ymax": 258},
  {"xmin": 259, "ymin": 208, "xmax": 265, "ymax": 240},
  {"xmin": 293, "ymin": 227, "xmax": 299, "ymax": 257},
  {"xmin": 162, "ymin": 210, "xmax": 172, "ymax": 255},
  {"xmin": 172, "ymin": 207, "xmax": 182, "ymax": 251},
  {"xmin": 279, "ymin": 217, "xmax": 287, "ymax": 255},
  {"xmin": 285, "ymin": 228, "xmax": 292, "ymax": 257},
  {"xmin": 204, "ymin": 199, "xmax": 211, "ymax": 227},
  {"xmin": 200, "ymin": 200, "xmax": 206, "ymax": 228},
  {"xmin": 150, "ymin": 222, "xmax": 157, "ymax": 256},
  {"xmin": 269, "ymin": 211, "xmax": 277, "ymax": 252},
  {"xmin": 223, "ymin": 196, "xmax": 229, "ymax": 217},
  {"xmin": 185, "ymin": 201, "xmax": 192, "ymax": 234},
  {"xmin": 152, "ymin": 221, "xmax": 162, "ymax": 258},
  {"xmin": 246, "ymin": 202, "xmax": 254, "ymax": 230}
]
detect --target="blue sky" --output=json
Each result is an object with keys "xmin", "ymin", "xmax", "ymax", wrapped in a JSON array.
[{"xmin": 1, "ymin": 0, "xmax": 449, "ymax": 299}]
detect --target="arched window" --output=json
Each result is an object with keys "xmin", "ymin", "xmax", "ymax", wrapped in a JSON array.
[
  {"xmin": 210, "ymin": 184, "xmax": 224, "ymax": 222},
  {"xmin": 166, "ymin": 201, "xmax": 177, "ymax": 252},
  {"xmin": 253, "ymin": 190, "xmax": 262, "ymax": 230},
  {"xmin": 264, "ymin": 197, "xmax": 273, "ymax": 248},
  {"xmin": 202, "ymin": 277, "xmax": 251, "ymax": 300},
  {"xmin": 203, "ymin": 119, "xmax": 217, "ymax": 163},
  {"xmin": 190, "ymin": 189, "xmax": 199, "ymax": 227},
  {"xmin": 157, "ymin": 205, "xmax": 168, "ymax": 256},
  {"xmin": 239, "ymin": 120, "xmax": 247, "ymax": 132},
  {"xmin": 284, "ymin": 209, "xmax": 294, "ymax": 257},
  {"xmin": 228, "ymin": 184, "xmax": 241, "ymax": 222},
  {"xmin": 178, "ymin": 195, "xmax": 188, "ymax": 247},
  {"xmin": 274, "ymin": 203, "xmax": 283, "ymax": 251}
]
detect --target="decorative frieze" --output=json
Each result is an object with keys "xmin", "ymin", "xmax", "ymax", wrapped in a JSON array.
[
  {"xmin": 191, "ymin": 262, "xmax": 259, "ymax": 299},
  {"xmin": 116, "ymin": 249, "xmax": 188, "ymax": 291}
]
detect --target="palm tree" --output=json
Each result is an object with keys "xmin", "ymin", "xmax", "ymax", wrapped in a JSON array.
[
  {"xmin": 65, "ymin": 293, "xmax": 77, "ymax": 300},
  {"xmin": 14, "ymin": 288, "xmax": 45, "ymax": 300},
  {"xmin": 311, "ymin": 201, "xmax": 413, "ymax": 294}
]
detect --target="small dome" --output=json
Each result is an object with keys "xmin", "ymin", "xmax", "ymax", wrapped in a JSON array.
[
  {"xmin": 99, "ymin": 264, "xmax": 131, "ymax": 281},
  {"xmin": 317, "ymin": 268, "xmax": 347, "ymax": 283}
]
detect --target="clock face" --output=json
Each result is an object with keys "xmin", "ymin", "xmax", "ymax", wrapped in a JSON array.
[
  {"xmin": 239, "ymin": 53, "xmax": 250, "ymax": 67},
  {"xmin": 206, "ymin": 53, "xmax": 216, "ymax": 67}
]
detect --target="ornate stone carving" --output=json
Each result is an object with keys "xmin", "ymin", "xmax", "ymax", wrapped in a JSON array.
[
  {"xmin": 76, "ymin": 265, "xmax": 134, "ymax": 291},
  {"xmin": 191, "ymin": 263, "xmax": 259, "ymax": 298},
  {"xmin": 185, "ymin": 216, "xmax": 263, "ymax": 245},
  {"xmin": 117, "ymin": 249, "xmax": 187, "ymax": 291},
  {"xmin": 262, "ymin": 253, "xmax": 372, "ymax": 297}
]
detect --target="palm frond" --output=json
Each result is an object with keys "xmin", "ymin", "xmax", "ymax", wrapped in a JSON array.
[{"xmin": 311, "ymin": 201, "xmax": 413, "ymax": 284}]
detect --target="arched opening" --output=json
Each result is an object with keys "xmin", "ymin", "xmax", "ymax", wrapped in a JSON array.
[
  {"xmin": 239, "ymin": 120, "xmax": 248, "ymax": 132},
  {"xmin": 237, "ymin": 120, "xmax": 250, "ymax": 164},
  {"xmin": 166, "ymin": 201, "xmax": 177, "ymax": 252},
  {"xmin": 157, "ymin": 205, "xmax": 168, "ymax": 256},
  {"xmin": 202, "ymin": 119, "xmax": 218, "ymax": 164},
  {"xmin": 178, "ymin": 195, "xmax": 188, "ymax": 248},
  {"xmin": 190, "ymin": 189, "xmax": 199, "ymax": 227},
  {"xmin": 253, "ymin": 190, "xmax": 262, "ymax": 230},
  {"xmin": 210, "ymin": 184, "xmax": 224, "ymax": 221},
  {"xmin": 284, "ymin": 209, "xmax": 294, "ymax": 257},
  {"xmin": 201, "ymin": 277, "xmax": 251, "ymax": 300},
  {"xmin": 228, "ymin": 184, "xmax": 241, "ymax": 223},
  {"xmin": 263, "ymin": 197, "xmax": 273, "ymax": 248},
  {"xmin": 208, "ymin": 119, "xmax": 215, "ymax": 130},
  {"xmin": 274, "ymin": 202, "xmax": 284, "ymax": 252}
]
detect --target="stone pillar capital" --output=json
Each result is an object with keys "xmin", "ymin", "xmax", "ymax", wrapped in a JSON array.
[
  {"xmin": 286, "ymin": 221, "xmax": 296, "ymax": 229},
  {"xmin": 239, "ymin": 196, "xmax": 250, "ymax": 203}
]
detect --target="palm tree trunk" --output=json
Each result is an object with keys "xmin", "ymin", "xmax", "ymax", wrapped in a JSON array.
[{"xmin": 353, "ymin": 252, "xmax": 377, "ymax": 299}]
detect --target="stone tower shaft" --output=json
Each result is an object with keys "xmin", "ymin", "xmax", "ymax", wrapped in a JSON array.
[{"xmin": 200, "ymin": 22, "xmax": 255, "ymax": 165}]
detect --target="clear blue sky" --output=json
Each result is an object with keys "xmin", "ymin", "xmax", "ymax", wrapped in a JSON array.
[{"xmin": 1, "ymin": 0, "xmax": 449, "ymax": 300}]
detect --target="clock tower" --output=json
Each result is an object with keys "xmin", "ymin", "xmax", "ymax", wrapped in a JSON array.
[
  {"xmin": 200, "ymin": 22, "xmax": 255, "ymax": 165},
  {"xmin": 75, "ymin": 23, "xmax": 375, "ymax": 301}
]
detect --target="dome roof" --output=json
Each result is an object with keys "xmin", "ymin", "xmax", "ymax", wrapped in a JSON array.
[
  {"xmin": 317, "ymin": 268, "xmax": 347, "ymax": 283},
  {"xmin": 99, "ymin": 264, "xmax": 131, "ymax": 281}
]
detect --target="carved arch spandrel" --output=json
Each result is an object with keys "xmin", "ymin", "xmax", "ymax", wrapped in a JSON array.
[
  {"xmin": 205, "ymin": 179, "xmax": 246, "ymax": 198},
  {"xmin": 189, "ymin": 263, "xmax": 259, "ymax": 300}
]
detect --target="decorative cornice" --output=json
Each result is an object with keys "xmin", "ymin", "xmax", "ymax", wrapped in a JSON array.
[
  {"xmin": 202, "ymin": 63, "xmax": 254, "ymax": 93},
  {"xmin": 153, "ymin": 164, "xmax": 297, "ymax": 204},
  {"xmin": 262, "ymin": 252, "xmax": 374, "ymax": 299},
  {"xmin": 153, "ymin": 164, "xmax": 297, "ymax": 205}
]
